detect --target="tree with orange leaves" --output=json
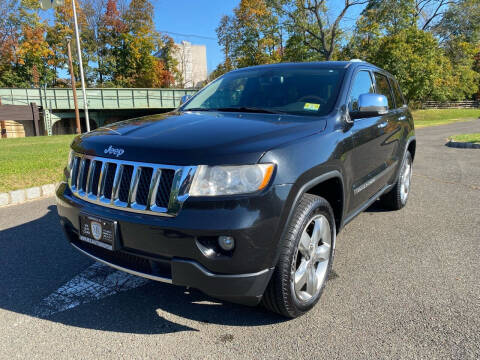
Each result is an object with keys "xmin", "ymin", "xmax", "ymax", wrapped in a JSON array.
[{"xmin": 0, "ymin": 0, "xmax": 55, "ymax": 87}]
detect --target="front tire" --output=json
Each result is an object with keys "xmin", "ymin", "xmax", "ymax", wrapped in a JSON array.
[{"xmin": 262, "ymin": 194, "xmax": 335, "ymax": 318}]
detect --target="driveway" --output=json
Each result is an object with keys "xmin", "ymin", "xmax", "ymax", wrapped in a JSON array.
[{"xmin": 1, "ymin": 120, "xmax": 479, "ymax": 359}]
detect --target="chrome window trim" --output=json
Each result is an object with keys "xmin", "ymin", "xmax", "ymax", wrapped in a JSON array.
[{"xmin": 68, "ymin": 152, "xmax": 197, "ymax": 217}]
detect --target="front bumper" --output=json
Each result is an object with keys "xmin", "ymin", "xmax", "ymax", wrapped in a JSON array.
[{"xmin": 56, "ymin": 182, "xmax": 292, "ymax": 305}]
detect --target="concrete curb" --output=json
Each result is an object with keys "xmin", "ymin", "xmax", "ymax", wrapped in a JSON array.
[
  {"xmin": 0, "ymin": 183, "xmax": 59, "ymax": 208},
  {"xmin": 446, "ymin": 140, "xmax": 480, "ymax": 149}
]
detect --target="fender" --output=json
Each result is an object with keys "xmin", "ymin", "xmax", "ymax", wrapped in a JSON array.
[{"xmin": 271, "ymin": 170, "xmax": 345, "ymax": 267}]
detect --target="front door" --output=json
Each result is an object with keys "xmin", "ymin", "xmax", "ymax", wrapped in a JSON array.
[{"xmin": 348, "ymin": 70, "xmax": 392, "ymax": 210}]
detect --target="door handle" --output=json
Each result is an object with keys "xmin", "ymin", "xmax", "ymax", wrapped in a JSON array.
[{"xmin": 377, "ymin": 122, "xmax": 387, "ymax": 128}]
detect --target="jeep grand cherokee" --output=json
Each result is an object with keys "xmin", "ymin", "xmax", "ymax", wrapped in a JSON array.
[{"xmin": 56, "ymin": 61, "xmax": 415, "ymax": 318}]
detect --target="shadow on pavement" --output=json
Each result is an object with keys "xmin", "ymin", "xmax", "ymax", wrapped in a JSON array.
[
  {"xmin": 364, "ymin": 200, "xmax": 390, "ymax": 213},
  {"xmin": 0, "ymin": 205, "xmax": 285, "ymax": 334}
]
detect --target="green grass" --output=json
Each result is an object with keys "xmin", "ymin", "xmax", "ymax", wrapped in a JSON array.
[
  {"xmin": 412, "ymin": 109, "xmax": 480, "ymax": 128},
  {"xmin": 448, "ymin": 132, "xmax": 480, "ymax": 144},
  {"xmin": 0, "ymin": 135, "xmax": 74, "ymax": 193}
]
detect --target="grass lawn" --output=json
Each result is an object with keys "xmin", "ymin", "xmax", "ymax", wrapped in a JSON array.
[
  {"xmin": 0, "ymin": 135, "xmax": 74, "ymax": 193},
  {"xmin": 448, "ymin": 132, "xmax": 480, "ymax": 144},
  {"xmin": 412, "ymin": 109, "xmax": 480, "ymax": 128}
]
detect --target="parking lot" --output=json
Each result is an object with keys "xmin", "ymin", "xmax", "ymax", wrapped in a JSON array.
[{"xmin": 1, "ymin": 120, "xmax": 479, "ymax": 359}]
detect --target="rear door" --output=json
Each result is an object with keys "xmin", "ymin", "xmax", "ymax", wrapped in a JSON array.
[
  {"xmin": 388, "ymin": 77, "xmax": 409, "ymax": 165},
  {"xmin": 371, "ymin": 72, "xmax": 401, "ymax": 173}
]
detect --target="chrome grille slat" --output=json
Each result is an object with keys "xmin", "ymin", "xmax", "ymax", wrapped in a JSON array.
[
  {"xmin": 128, "ymin": 166, "xmax": 141, "ymax": 208},
  {"xmin": 68, "ymin": 152, "xmax": 196, "ymax": 217},
  {"xmin": 69, "ymin": 156, "xmax": 80, "ymax": 191},
  {"xmin": 85, "ymin": 160, "xmax": 96, "ymax": 196},
  {"xmin": 148, "ymin": 168, "xmax": 162, "ymax": 210},
  {"xmin": 111, "ymin": 164, "xmax": 124, "ymax": 204},
  {"xmin": 97, "ymin": 161, "xmax": 108, "ymax": 199},
  {"xmin": 77, "ymin": 158, "xmax": 87, "ymax": 194}
]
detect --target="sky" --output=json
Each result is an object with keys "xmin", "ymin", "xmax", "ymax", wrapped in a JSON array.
[
  {"xmin": 153, "ymin": 0, "xmax": 365, "ymax": 73},
  {"xmin": 153, "ymin": 0, "xmax": 239, "ymax": 72}
]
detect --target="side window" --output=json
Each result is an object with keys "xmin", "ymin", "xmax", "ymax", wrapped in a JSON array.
[
  {"xmin": 373, "ymin": 72, "xmax": 394, "ymax": 109},
  {"xmin": 391, "ymin": 79, "xmax": 405, "ymax": 108},
  {"xmin": 349, "ymin": 71, "xmax": 374, "ymax": 111}
]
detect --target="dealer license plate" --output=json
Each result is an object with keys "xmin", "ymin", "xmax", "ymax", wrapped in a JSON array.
[{"xmin": 79, "ymin": 214, "xmax": 116, "ymax": 250}]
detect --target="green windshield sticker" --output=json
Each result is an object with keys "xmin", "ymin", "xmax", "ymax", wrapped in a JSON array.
[{"xmin": 304, "ymin": 103, "xmax": 320, "ymax": 111}]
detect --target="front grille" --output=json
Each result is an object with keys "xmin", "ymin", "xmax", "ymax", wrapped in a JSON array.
[{"xmin": 68, "ymin": 152, "xmax": 194, "ymax": 216}]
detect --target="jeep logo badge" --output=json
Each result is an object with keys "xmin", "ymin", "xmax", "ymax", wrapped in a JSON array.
[{"xmin": 104, "ymin": 145, "xmax": 124, "ymax": 157}]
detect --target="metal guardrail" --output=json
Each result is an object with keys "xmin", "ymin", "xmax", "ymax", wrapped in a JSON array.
[{"xmin": 0, "ymin": 88, "xmax": 198, "ymax": 110}]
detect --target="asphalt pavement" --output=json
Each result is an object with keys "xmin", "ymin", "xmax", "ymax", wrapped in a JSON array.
[{"xmin": 1, "ymin": 120, "xmax": 479, "ymax": 359}]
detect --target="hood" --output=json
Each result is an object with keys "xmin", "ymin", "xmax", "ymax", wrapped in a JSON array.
[{"xmin": 72, "ymin": 111, "xmax": 327, "ymax": 165}]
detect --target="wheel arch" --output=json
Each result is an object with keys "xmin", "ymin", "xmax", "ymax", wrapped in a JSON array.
[
  {"xmin": 304, "ymin": 176, "xmax": 344, "ymax": 232},
  {"xmin": 407, "ymin": 138, "xmax": 416, "ymax": 160},
  {"xmin": 282, "ymin": 170, "xmax": 345, "ymax": 238}
]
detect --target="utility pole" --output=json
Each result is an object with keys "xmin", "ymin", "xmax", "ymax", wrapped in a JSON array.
[
  {"xmin": 67, "ymin": 41, "xmax": 81, "ymax": 134},
  {"xmin": 72, "ymin": 0, "xmax": 90, "ymax": 132},
  {"xmin": 40, "ymin": 0, "xmax": 90, "ymax": 132}
]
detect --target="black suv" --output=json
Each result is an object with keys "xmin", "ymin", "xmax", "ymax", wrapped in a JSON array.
[{"xmin": 56, "ymin": 61, "xmax": 415, "ymax": 318}]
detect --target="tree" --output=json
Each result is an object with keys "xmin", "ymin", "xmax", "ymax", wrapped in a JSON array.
[
  {"xmin": 83, "ymin": 0, "xmax": 108, "ymax": 85},
  {"xmin": 107, "ymin": 0, "xmax": 180, "ymax": 87},
  {"xmin": 414, "ymin": 0, "xmax": 457, "ymax": 30},
  {"xmin": 47, "ymin": 0, "xmax": 93, "ymax": 86},
  {"xmin": 215, "ymin": 15, "xmax": 235, "ymax": 74},
  {"xmin": 155, "ymin": 35, "xmax": 180, "ymax": 87},
  {"xmin": 355, "ymin": 0, "xmax": 458, "ymax": 36},
  {"xmin": 215, "ymin": 0, "xmax": 282, "ymax": 69},
  {"xmin": 0, "ymin": 0, "xmax": 55, "ymax": 87},
  {"xmin": 433, "ymin": 0, "xmax": 480, "ymax": 43},
  {"xmin": 366, "ymin": 27, "xmax": 478, "ymax": 102},
  {"xmin": 270, "ymin": 0, "xmax": 369, "ymax": 60},
  {"xmin": 97, "ymin": 0, "xmax": 127, "ymax": 85}
]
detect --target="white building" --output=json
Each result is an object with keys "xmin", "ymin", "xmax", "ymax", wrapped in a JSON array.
[{"xmin": 173, "ymin": 41, "xmax": 207, "ymax": 89}]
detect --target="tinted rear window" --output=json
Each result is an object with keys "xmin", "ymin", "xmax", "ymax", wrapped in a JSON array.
[
  {"xmin": 374, "ymin": 73, "xmax": 394, "ymax": 109},
  {"xmin": 391, "ymin": 79, "xmax": 405, "ymax": 108}
]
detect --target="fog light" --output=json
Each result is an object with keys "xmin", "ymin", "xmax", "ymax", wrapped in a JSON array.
[{"xmin": 218, "ymin": 236, "xmax": 235, "ymax": 251}]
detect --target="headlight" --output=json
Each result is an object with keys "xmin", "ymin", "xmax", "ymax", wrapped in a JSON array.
[{"xmin": 190, "ymin": 164, "xmax": 275, "ymax": 196}]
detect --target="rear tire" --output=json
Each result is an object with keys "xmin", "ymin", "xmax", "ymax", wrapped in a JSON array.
[
  {"xmin": 380, "ymin": 151, "xmax": 413, "ymax": 210},
  {"xmin": 262, "ymin": 194, "xmax": 335, "ymax": 318}
]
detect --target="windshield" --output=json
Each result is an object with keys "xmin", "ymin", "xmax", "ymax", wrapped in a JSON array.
[{"xmin": 183, "ymin": 67, "xmax": 344, "ymax": 117}]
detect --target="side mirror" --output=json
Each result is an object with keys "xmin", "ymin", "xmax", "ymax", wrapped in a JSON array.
[
  {"xmin": 180, "ymin": 94, "xmax": 192, "ymax": 105},
  {"xmin": 353, "ymin": 93, "xmax": 388, "ymax": 118}
]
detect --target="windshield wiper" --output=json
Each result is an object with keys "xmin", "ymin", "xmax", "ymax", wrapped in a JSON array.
[
  {"xmin": 213, "ymin": 107, "xmax": 285, "ymax": 114},
  {"xmin": 183, "ymin": 108, "xmax": 215, "ymax": 112}
]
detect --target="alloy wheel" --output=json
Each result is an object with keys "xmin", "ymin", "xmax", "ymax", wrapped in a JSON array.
[
  {"xmin": 291, "ymin": 214, "xmax": 332, "ymax": 302},
  {"xmin": 400, "ymin": 156, "xmax": 412, "ymax": 203}
]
